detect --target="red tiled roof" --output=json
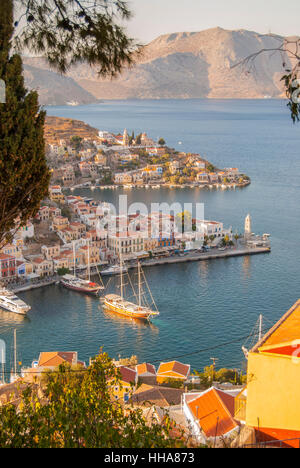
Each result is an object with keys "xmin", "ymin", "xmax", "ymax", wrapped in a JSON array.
[
  {"xmin": 32, "ymin": 258, "xmax": 46, "ymax": 264},
  {"xmin": 118, "ymin": 366, "xmax": 137, "ymax": 384}
]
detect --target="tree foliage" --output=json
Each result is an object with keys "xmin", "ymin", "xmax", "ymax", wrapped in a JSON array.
[
  {"xmin": 281, "ymin": 70, "xmax": 300, "ymax": 123},
  {"xmin": 193, "ymin": 366, "xmax": 246, "ymax": 390},
  {"xmin": 232, "ymin": 37, "xmax": 300, "ymax": 122},
  {"xmin": 14, "ymin": 0, "xmax": 138, "ymax": 75},
  {"xmin": 57, "ymin": 267, "xmax": 70, "ymax": 276},
  {"xmin": 0, "ymin": 0, "xmax": 50, "ymax": 247},
  {"xmin": 71, "ymin": 135, "xmax": 83, "ymax": 151},
  {"xmin": 175, "ymin": 211, "xmax": 192, "ymax": 233},
  {"xmin": 0, "ymin": 351, "xmax": 184, "ymax": 448}
]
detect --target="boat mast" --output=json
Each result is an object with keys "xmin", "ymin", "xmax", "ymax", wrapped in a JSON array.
[
  {"xmin": 138, "ymin": 261, "xmax": 141, "ymax": 307},
  {"xmin": 259, "ymin": 314, "xmax": 263, "ymax": 342},
  {"xmin": 73, "ymin": 241, "xmax": 76, "ymax": 277},
  {"xmin": 242, "ymin": 314, "xmax": 264, "ymax": 360},
  {"xmin": 87, "ymin": 239, "xmax": 90, "ymax": 282},
  {"xmin": 120, "ymin": 255, "xmax": 124, "ymax": 299},
  {"xmin": 14, "ymin": 329, "xmax": 17, "ymax": 378},
  {"xmin": 1, "ymin": 348, "xmax": 5, "ymax": 384},
  {"xmin": 141, "ymin": 266, "xmax": 158, "ymax": 312}
]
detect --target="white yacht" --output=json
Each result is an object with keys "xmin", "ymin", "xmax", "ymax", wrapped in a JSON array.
[
  {"xmin": 101, "ymin": 264, "xmax": 128, "ymax": 276},
  {"xmin": 0, "ymin": 288, "xmax": 31, "ymax": 315}
]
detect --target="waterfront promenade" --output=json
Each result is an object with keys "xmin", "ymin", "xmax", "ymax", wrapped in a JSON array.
[
  {"xmin": 6, "ymin": 247, "xmax": 270, "ymax": 293},
  {"xmin": 137, "ymin": 246, "xmax": 271, "ymax": 269}
]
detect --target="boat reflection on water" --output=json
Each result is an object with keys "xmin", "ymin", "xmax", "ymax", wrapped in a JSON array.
[
  {"xmin": 242, "ymin": 256, "xmax": 252, "ymax": 280},
  {"xmin": 0, "ymin": 308, "xmax": 30, "ymax": 324}
]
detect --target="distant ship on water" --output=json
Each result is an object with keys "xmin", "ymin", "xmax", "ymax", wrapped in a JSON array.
[{"xmin": 66, "ymin": 101, "xmax": 79, "ymax": 106}]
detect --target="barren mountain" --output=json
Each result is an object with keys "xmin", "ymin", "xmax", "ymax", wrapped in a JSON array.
[
  {"xmin": 23, "ymin": 64, "xmax": 96, "ymax": 106},
  {"xmin": 24, "ymin": 27, "xmax": 289, "ymax": 101}
]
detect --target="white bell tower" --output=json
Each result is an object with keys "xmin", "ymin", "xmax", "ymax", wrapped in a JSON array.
[{"xmin": 244, "ymin": 214, "xmax": 252, "ymax": 238}]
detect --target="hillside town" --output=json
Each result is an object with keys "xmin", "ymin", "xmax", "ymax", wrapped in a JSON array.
[
  {"xmin": 0, "ymin": 121, "xmax": 258, "ymax": 287},
  {"xmin": 0, "ymin": 190, "xmax": 230, "ymax": 284},
  {"xmin": 46, "ymin": 121, "xmax": 251, "ymax": 190},
  {"xmin": 0, "ymin": 181, "xmax": 271, "ymax": 287}
]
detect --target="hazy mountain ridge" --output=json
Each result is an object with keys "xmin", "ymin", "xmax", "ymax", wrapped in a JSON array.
[
  {"xmin": 24, "ymin": 27, "xmax": 289, "ymax": 102},
  {"xmin": 23, "ymin": 64, "xmax": 96, "ymax": 106}
]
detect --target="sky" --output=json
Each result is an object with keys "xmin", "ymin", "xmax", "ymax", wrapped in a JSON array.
[{"xmin": 125, "ymin": 0, "xmax": 300, "ymax": 44}]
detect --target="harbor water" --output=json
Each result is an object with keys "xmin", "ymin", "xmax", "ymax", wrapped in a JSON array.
[{"xmin": 0, "ymin": 99, "xmax": 299, "ymax": 374}]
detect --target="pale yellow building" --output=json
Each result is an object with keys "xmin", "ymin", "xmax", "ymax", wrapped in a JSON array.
[{"xmin": 243, "ymin": 299, "xmax": 300, "ymax": 448}]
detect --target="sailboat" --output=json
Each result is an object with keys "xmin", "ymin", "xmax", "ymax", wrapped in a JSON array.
[
  {"xmin": 10, "ymin": 329, "xmax": 19, "ymax": 383},
  {"xmin": 103, "ymin": 260, "xmax": 159, "ymax": 321},
  {"xmin": 0, "ymin": 342, "xmax": 5, "ymax": 385},
  {"xmin": 61, "ymin": 240, "xmax": 104, "ymax": 295}
]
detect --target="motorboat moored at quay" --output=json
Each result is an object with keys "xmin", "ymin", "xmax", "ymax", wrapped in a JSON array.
[
  {"xmin": 0, "ymin": 287, "xmax": 31, "ymax": 315},
  {"xmin": 101, "ymin": 264, "xmax": 128, "ymax": 276}
]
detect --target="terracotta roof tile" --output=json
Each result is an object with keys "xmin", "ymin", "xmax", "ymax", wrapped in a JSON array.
[
  {"xmin": 118, "ymin": 366, "xmax": 137, "ymax": 384},
  {"xmin": 38, "ymin": 352, "xmax": 77, "ymax": 367},
  {"xmin": 157, "ymin": 361, "xmax": 190, "ymax": 379},
  {"xmin": 252, "ymin": 299, "xmax": 300, "ymax": 352},
  {"xmin": 136, "ymin": 363, "xmax": 156, "ymax": 376},
  {"xmin": 132, "ymin": 384, "xmax": 184, "ymax": 407},
  {"xmin": 187, "ymin": 388, "xmax": 238, "ymax": 438}
]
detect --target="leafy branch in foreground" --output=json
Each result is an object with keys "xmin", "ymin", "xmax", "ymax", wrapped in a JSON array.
[
  {"xmin": 0, "ymin": 351, "xmax": 185, "ymax": 448},
  {"xmin": 14, "ymin": 0, "xmax": 139, "ymax": 75},
  {"xmin": 0, "ymin": 0, "xmax": 50, "ymax": 247}
]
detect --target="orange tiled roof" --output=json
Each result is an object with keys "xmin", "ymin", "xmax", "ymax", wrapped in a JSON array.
[
  {"xmin": 157, "ymin": 361, "xmax": 190, "ymax": 379},
  {"xmin": 38, "ymin": 351, "xmax": 77, "ymax": 367},
  {"xmin": 136, "ymin": 363, "xmax": 156, "ymax": 376},
  {"xmin": 188, "ymin": 388, "xmax": 238, "ymax": 438},
  {"xmin": 252, "ymin": 299, "xmax": 300, "ymax": 352}
]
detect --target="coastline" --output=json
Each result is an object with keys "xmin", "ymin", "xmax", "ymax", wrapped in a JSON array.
[
  {"xmin": 8, "ymin": 245, "xmax": 269, "ymax": 293},
  {"xmin": 63, "ymin": 180, "xmax": 251, "ymax": 192},
  {"xmin": 138, "ymin": 246, "xmax": 270, "ymax": 268}
]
